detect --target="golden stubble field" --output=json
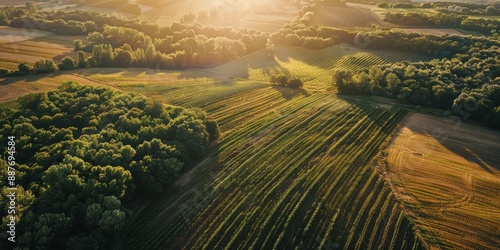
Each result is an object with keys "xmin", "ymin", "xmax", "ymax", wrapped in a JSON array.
[
  {"xmin": 138, "ymin": 0, "xmax": 298, "ymax": 32},
  {"xmin": 0, "ymin": 27, "xmax": 82, "ymax": 70},
  {"xmin": 381, "ymin": 113, "xmax": 500, "ymax": 249}
]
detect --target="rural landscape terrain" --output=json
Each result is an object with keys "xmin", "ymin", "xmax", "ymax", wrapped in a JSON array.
[{"xmin": 0, "ymin": 0, "xmax": 499, "ymax": 249}]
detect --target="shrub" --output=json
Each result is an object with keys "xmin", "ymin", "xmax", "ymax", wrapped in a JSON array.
[
  {"xmin": 59, "ymin": 56, "xmax": 76, "ymax": 70},
  {"xmin": 33, "ymin": 59, "xmax": 58, "ymax": 74},
  {"xmin": 270, "ymin": 73, "xmax": 289, "ymax": 86},
  {"xmin": 0, "ymin": 68, "xmax": 9, "ymax": 76},
  {"xmin": 17, "ymin": 62, "xmax": 31, "ymax": 74},
  {"xmin": 287, "ymin": 77, "xmax": 304, "ymax": 88}
]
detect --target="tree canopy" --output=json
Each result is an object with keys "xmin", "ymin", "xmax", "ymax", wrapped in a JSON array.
[{"xmin": 0, "ymin": 82, "xmax": 219, "ymax": 249}]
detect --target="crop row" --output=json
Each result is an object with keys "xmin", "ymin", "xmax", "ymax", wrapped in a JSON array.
[{"xmin": 121, "ymin": 86, "xmax": 424, "ymax": 249}]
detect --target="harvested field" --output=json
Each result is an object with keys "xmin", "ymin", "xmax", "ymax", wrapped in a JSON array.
[
  {"xmin": 138, "ymin": 0, "xmax": 297, "ymax": 32},
  {"xmin": 383, "ymin": 113, "xmax": 500, "ymax": 250},
  {"xmin": 310, "ymin": 6, "xmax": 382, "ymax": 27},
  {"xmin": 0, "ymin": 28, "xmax": 83, "ymax": 69},
  {"xmin": 0, "ymin": 27, "xmax": 51, "ymax": 44}
]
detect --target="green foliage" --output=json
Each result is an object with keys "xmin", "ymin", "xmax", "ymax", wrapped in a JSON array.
[
  {"xmin": 287, "ymin": 77, "xmax": 304, "ymax": 88},
  {"xmin": 114, "ymin": 50, "xmax": 135, "ymax": 67},
  {"xmin": 17, "ymin": 62, "xmax": 31, "ymax": 74},
  {"xmin": 73, "ymin": 39, "xmax": 84, "ymax": 51},
  {"xmin": 59, "ymin": 56, "xmax": 76, "ymax": 71},
  {"xmin": 334, "ymin": 47, "xmax": 500, "ymax": 129},
  {"xmin": 270, "ymin": 73, "xmax": 289, "ymax": 86},
  {"xmin": 0, "ymin": 82, "xmax": 219, "ymax": 248},
  {"xmin": 18, "ymin": 92, "xmax": 46, "ymax": 110},
  {"xmin": 77, "ymin": 51, "xmax": 87, "ymax": 68},
  {"xmin": 25, "ymin": 2, "xmax": 37, "ymax": 14},
  {"xmin": 33, "ymin": 59, "xmax": 57, "ymax": 74},
  {"xmin": 91, "ymin": 44, "xmax": 114, "ymax": 67},
  {"xmin": 0, "ymin": 68, "xmax": 9, "ymax": 76}
]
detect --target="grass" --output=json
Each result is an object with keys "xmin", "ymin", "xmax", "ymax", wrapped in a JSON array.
[{"xmin": 382, "ymin": 113, "xmax": 500, "ymax": 250}]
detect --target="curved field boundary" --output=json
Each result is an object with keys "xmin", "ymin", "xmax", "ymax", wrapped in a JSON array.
[{"xmin": 383, "ymin": 113, "xmax": 500, "ymax": 250}]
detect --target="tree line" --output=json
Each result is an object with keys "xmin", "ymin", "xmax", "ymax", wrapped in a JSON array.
[
  {"xmin": 0, "ymin": 82, "xmax": 219, "ymax": 249},
  {"xmin": 332, "ymin": 47, "xmax": 500, "ymax": 129},
  {"xmin": 378, "ymin": 1, "xmax": 499, "ymax": 16},
  {"xmin": 384, "ymin": 12, "xmax": 500, "ymax": 36}
]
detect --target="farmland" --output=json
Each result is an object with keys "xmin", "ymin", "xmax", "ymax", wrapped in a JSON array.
[
  {"xmin": 0, "ymin": 27, "xmax": 81, "ymax": 70},
  {"xmin": 310, "ymin": 5, "xmax": 383, "ymax": 27},
  {"xmin": 1, "ymin": 0, "xmax": 500, "ymax": 249},
  {"xmin": 137, "ymin": 0, "xmax": 298, "ymax": 32},
  {"xmin": 382, "ymin": 113, "xmax": 500, "ymax": 250},
  {"xmin": 0, "ymin": 39, "xmax": 432, "ymax": 248},
  {"xmin": 118, "ymin": 86, "xmax": 423, "ymax": 249}
]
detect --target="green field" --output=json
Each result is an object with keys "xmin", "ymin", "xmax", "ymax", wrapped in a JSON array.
[{"xmin": 117, "ymin": 87, "xmax": 423, "ymax": 249}]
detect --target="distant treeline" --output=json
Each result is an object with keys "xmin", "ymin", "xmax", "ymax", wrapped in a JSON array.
[
  {"xmin": 0, "ymin": 82, "xmax": 219, "ymax": 249},
  {"xmin": 332, "ymin": 47, "xmax": 500, "ymax": 129},
  {"xmin": 379, "ymin": 1, "xmax": 500, "ymax": 15},
  {"xmin": 385, "ymin": 12, "xmax": 500, "ymax": 36},
  {"xmin": 272, "ymin": 23, "xmax": 500, "ymax": 57}
]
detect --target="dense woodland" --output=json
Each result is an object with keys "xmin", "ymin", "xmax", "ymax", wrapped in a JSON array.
[
  {"xmin": 0, "ymin": 1, "xmax": 499, "ymax": 249},
  {"xmin": 332, "ymin": 47, "xmax": 500, "ymax": 129},
  {"xmin": 379, "ymin": 1, "xmax": 500, "ymax": 15},
  {"xmin": 0, "ymin": 82, "xmax": 219, "ymax": 249},
  {"xmin": 385, "ymin": 12, "xmax": 500, "ymax": 36}
]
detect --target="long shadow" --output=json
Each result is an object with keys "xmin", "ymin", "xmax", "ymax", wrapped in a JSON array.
[
  {"xmin": 0, "ymin": 71, "xmax": 62, "ymax": 84},
  {"xmin": 337, "ymin": 94, "xmax": 393, "ymax": 127},
  {"xmin": 395, "ymin": 108, "xmax": 500, "ymax": 174},
  {"xmin": 271, "ymin": 84, "xmax": 309, "ymax": 100}
]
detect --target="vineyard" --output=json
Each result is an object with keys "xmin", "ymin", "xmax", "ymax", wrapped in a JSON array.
[
  {"xmin": 382, "ymin": 113, "xmax": 500, "ymax": 250},
  {"xmin": 2, "ymin": 29, "xmax": 491, "ymax": 249},
  {"xmin": 333, "ymin": 50, "xmax": 430, "ymax": 73},
  {"xmin": 118, "ymin": 86, "xmax": 424, "ymax": 249}
]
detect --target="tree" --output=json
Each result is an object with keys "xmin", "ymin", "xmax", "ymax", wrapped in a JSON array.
[
  {"xmin": 114, "ymin": 50, "xmax": 134, "ymax": 67},
  {"xmin": 270, "ymin": 73, "xmax": 289, "ymax": 86},
  {"xmin": 485, "ymin": 6, "xmax": 497, "ymax": 15},
  {"xmin": 385, "ymin": 73, "xmax": 401, "ymax": 96},
  {"xmin": 25, "ymin": 2, "xmax": 37, "ymax": 14},
  {"xmin": 77, "ymin": 51, "xmax": 87, "ymax": 68},
  {"xmin": 287, "ymin": 77, "xmax": 304, "ymax": 88},
  {"xmin": 145, "ymin": 99, "xmax": 164, "ymax": 118},
  {"xmin": 59, "ymin": 56, "xmax": 76, "ymax": 70},
  {"xmin": 33, "ymin": 59, "xmax": 57, "ymax": 74},
  {"xmin": 73, "ymin": 39, "xmax": 84, "ymax": 51},
  {"xmin": 18, "ymin": 62, "xmax": 31, "ymax": 74},
  {"xmin": 332, "ymin": 69, "xmax": 354, "ymax": 94},
  {"xmin": 369, "ymin": 66, "xmax": 384, "ymax": 93}
]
